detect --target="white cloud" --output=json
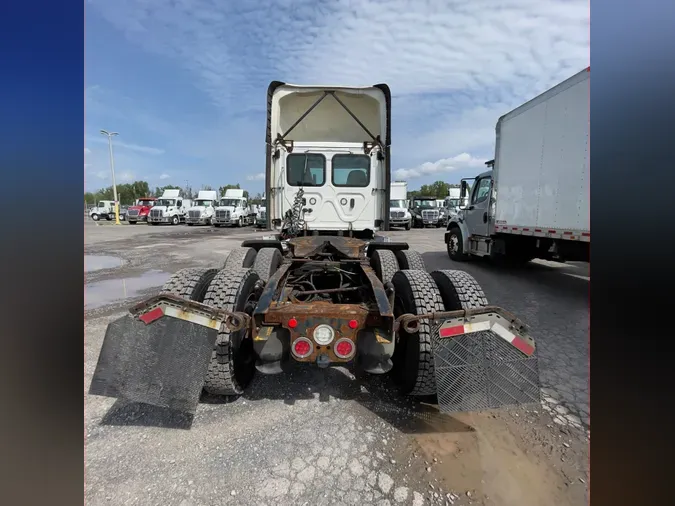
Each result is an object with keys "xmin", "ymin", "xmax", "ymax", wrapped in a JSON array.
[
  {"xmin": 87, "ymin": 0, "xmax": 589, "ymax": 187},
  {"xmin": 246, "ymin": 172, "xmax": 265, "ymax": 181},
  {"xmin": 394, "ymin": 153, "xmax": 485, "ymax": 180},
  {"xmin": 118, "ymin": 171, "xmax": 135, "ymax": 182},
  {"xmin": 159, "ymin": 173, "xmax": 171, "ymax": 180}
]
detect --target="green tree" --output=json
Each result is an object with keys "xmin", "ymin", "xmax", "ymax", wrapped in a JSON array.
[{"xmin": 418, "ymin": 181, "xmax": 451, "ymax": 199}]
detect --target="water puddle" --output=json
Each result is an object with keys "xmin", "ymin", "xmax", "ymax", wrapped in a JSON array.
[
  {"xmin": 85, "ymin": 255, "xmax": 125, "ymax": 273},
  {"xmin": 85, "ymin": 270, "xmax": 170, "ymax": 310}
]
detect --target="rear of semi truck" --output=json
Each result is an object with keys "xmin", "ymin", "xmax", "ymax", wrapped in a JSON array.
[
  {"xmin": 447, "ymin": 67, "xmax": 590, "ymax": 263},
  {"xmin": 89, "ymin": 81, "xmax": 542, "ymax": 420}
]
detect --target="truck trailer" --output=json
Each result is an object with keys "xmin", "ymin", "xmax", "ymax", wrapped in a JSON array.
[
  {"xmin": 89, "ymin": 82, "xmax": 541, "ymax": 418},
  {"xmin": 446, "ymin": 68, "xmax": 590, "ymax": 264}
]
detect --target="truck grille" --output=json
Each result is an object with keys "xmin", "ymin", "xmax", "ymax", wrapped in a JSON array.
[
  {"xmin": 127, "ymin": 210, "xmax": 139, "ymax": 217},
  {"xmin": 188, "ymin": 210, "xmax": 202, "ymax": 219},
  {"xmin": 391, "ymin": 211, "xmax": 405, "ymax": 219},
  {"xmin": 259, "ymin": 211, "xmax": 266, "ymax": 220},
  {"xmin": 150, "ymin": 209, "xmax": 163, "ymax": 218},
  {"xmin": 216, "ymin": 210, "xmax": 230, "ymax": 219},
  {"xmin": 422, "ymin": 210, "xmax": 439, "ymax": 220}
]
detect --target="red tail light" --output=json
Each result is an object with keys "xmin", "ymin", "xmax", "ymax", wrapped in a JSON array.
[
  {"xmin": 292, "ymin": 337, "xmax": 313, "ymax": 358},
  {"xmin": 348, "ymin": 319, "xmax": 358, "ymax": 329},
  {"xmin": 288, "ymin": 318, "xmax": 298, "ymax": 329},
  {"xmin": 334, "ymin": 338, "xmax": 355, "ymax": 359}
]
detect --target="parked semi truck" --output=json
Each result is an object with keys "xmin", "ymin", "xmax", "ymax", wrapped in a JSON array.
[
  {"xmin": 213, "ymin": 189, "xmax": 256, "ymax": 227},
  {"xmin": 147, "ymin": 189, "xmax": 191, "ymax": 225},
  {"xmin": 126, "ymin": 197, "xmax": 157, "ymax": 224},
  {"xmin": 446, "ymin": 67, "xmax": 590, "ymax": 264},
  {"xmin": 389, "ymin": 181, "xmax": 411, "ymax": 229},
  {"xmin": 89, "ymin": 81, "xmax": 540, "ymax": 420},
  {"xmin": 410, "ymin": 195, "xmax": 442, "ymax": 228},
  {"xmin": 186, "ymin": 190, "xmax": 218, "ymax": 226}
]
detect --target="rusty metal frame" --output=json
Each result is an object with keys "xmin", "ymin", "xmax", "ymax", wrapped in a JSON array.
[
  {"xmin": 129, "ymin": 293, "xmax": 250, "ymax": 332},
  {"xmin": 395, "ymin": 305, "xmax": 528, "ymax": 335}
]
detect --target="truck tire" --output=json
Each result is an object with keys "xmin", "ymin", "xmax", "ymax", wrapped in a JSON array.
[
  {"xmin": 446, "ymin": 226, "xmax": 468, "ymax": 262},
  {"xmin": 252, "ymin": 247, "xmax": 283, "ymax": 283},
  {"xmin": 91, "ymin": 214, "xmax": 99, "ymax": 221},
  {"xmin": 202, "ymin": 268, "xmax": 261, "ymax": 396},
  {"xmin": 404, "ymin": 221, "xmax": 411, "ymax": 230},
  {"xmin": 238, "ymin": 216, "xmax": 244, "ymax": 227},
  {"xmin": 370, "ymin": 249, "xmax": 399, "ymax": 284},
  {"xmin": 161, "ymin": 267, "xmax": 220, "ymax": 302},
  {"xmin": 128, "ymin": 220, "xmax": 136, "ymax": 225},
  {"xmin": 391, "ymin": 270, "xmax": 444, "ymax": 396},
  {"xmin": 171, "ymin": 215, "xmax": 179, "ymax": 225},
  {"xmin": 395, "ymin": 249, "xmax": 426, "ymax": 271},
  {"xmin": 223, "ymin": 247, "xmax": 257, "ymax": 270},
  {"xmin": 430, "ymin": 270, "xmax": 488, "ymax": 310}
]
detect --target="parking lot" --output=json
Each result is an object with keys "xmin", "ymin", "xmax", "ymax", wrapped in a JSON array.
[{"xmin": 85, "ymin": 220, "xmax": 589, "ymax": 506}]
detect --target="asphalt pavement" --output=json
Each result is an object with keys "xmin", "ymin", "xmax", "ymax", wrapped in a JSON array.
[{"xmin": 85, "ymin": 221, "xmax": 590, "ymax": 506}]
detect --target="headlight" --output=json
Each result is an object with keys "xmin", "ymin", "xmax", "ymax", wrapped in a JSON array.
[{"xmin": 313, "ymin": 324, "xmax": 335, "ymax": 345}]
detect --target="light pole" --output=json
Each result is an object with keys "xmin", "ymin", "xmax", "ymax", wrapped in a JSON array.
[{"xmin": 100, "ymin": 129, "xmax": 121, "ymax": 224}]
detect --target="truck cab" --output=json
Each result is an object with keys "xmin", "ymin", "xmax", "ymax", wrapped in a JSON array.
[
  {"xmin": 148, "ymin": 189, "xmax": 190, "ymax": 225},
  {"xmin": 186, "ymin": 190, "xmax": 218, "ymax": 226},
  {"xmin": 266, "ymin": 83, "xmax": 391, "ymax": 237},
  {"xmin": 89, "ymin": 200, "xmax": 116, "ymax": 221},
  {"xmin": 213, "ymin": 189, "xmax": 255, "ymax": 227},
  {"xmin": 409, "ymin": 196, "xmax": 441, "ymax": 228},
  {"xmin": 127, "ymin": 197, "xmax": 157, "ymax": 224}
]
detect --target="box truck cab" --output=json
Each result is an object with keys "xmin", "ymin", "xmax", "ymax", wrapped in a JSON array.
[
  {"xmin": 148, "ymin": 189, "xmax": 191, "ymax": 225},
  {"xmin": 266, "ymin": 82, "xmax": 391, "ymax": 236},
  {"xmin": 213, "ymin": 189, "xmax": 255, "ymax": 227},
  {"xmin": 389, "ymin": 181, "xmax": 411, "ymax": 230},
  {"xmin": 186, "ymin": 190, "xmax": 218, "ymax": 226},
  {"xmin": 89, "ymin": 200, "xmax": 116, "ymax": 221}
]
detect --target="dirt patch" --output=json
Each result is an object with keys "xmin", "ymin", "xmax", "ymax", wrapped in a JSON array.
[{"xmin": 391, "ymin": 406, "xmax": 588, "ymax": 506}]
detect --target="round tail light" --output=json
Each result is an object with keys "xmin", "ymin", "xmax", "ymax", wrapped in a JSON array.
[
  {"xmin": 292, "ymin": 337, "xmax": 313, "ymax": 359},
  {"xmin": 334, "ymin": 338, "xmax": 355, "ymax": 360}
]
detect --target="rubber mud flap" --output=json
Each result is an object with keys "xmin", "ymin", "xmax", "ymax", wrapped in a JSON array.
[{"xmin": 89, "ymin": 314, "xmax": 218, "ymax": 413}]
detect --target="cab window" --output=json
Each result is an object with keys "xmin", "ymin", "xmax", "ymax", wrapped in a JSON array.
[
  {"xmin": 287, "ymin": 154, "xmax": 326, "ymax": 187},
  {"xmin": 332, "ymin": 154, "xmax": 370, "ymax": 187},
  {"xmin": 472, "ymin": 178, "xmax": 491, "ymax": 205}
]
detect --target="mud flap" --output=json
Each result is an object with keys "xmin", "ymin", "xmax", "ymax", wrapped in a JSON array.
[
  {"xmin": 89, "ymin": 295, "xmax": 249, "ymax": 413},
  {"xmin": 432, "ymin": 312, "xmax": 541, "ymax": 413}
]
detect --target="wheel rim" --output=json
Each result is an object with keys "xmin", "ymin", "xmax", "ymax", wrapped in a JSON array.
[{"xmin": 448, "ymin": 234, "xmax": 459, "ymax": 254}]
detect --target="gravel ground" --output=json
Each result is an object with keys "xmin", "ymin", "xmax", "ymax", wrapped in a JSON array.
[{"xmin": 85, "ymin": 220, "xmax": 590, "ymax": 506}]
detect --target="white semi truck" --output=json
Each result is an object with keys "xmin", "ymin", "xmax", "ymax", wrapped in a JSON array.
[
  {"xmin": 147, "ymin": 189, "xmax": 192, "ymax": 225},
  {"xmin": 265, "ymin": 84, "xmax": 390, "ymax": 235},
  {"xmin": 186, "ymin": 190, "xmax": 218, "ymax": 226},
  {"xmin": 212, "ymin": 189, "xmax": 256, "ymax": 227},
  {"xmin": 389, "ymin": 181, "xmax": 411, "ymax": 229},
  {"xmin": 89, "ymin": 80, "xmax": 542, "ymax": 422},
  {"xmin": 446, "ymin": 67, "xmax": 590, "ymax": 264}
]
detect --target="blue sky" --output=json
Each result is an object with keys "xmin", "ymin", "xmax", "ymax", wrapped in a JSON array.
[{"xmin": 84, "ymin": 0, "xmax": 589, "ymax": 194}]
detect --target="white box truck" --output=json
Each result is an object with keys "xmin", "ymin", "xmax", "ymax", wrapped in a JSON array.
[
  {"xmin": 446, "ymin": 67, "xmax": 590, "ymax": 264},
  {"xmin": 389, "ymin": 181, "xmax": 411, "ymax": 229},
  {"xmin": 147, "ymin": 189, "xmax": 192, "ymax": 225},
  {"xmin": 186, "ymin": 190, "xmax": 218, "ymax": 226},
  {"xmin": 212, "ymin": 189, "xmax": 257, "ymax": 227}
]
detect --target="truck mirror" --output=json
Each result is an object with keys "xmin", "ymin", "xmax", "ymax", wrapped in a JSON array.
[{"xmin": 460, "ymin": 181, "xmax": 468, "ymax": 199}]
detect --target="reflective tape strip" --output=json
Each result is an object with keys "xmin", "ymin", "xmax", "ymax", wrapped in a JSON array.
[
  {"xmin": 491, "ymin": 322, "xmax": 535, "ymax": 356},
  {"xmin": 138, "ymin": 304, "xmax": 221, "ymax": 329}
]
